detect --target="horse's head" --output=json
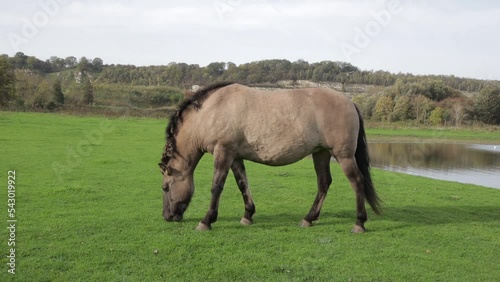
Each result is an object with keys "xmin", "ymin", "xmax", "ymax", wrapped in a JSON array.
[{"xmin": 158, "ymin": 161, "xmax": 194, "ymax": 222}]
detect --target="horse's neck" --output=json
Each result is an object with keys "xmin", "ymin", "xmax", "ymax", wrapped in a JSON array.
[{"xmin": 175, "ymin": 131, "xmax": 203, "ymax": 174}]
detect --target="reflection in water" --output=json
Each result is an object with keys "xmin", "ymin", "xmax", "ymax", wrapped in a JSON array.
[{"xmin": 368, "ymin": 143, "xmax": 500, "ymax": 189}]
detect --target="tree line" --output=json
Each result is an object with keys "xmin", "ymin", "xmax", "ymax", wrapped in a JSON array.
[
  {"xmin": 96, "ymin": 59, "xmax": 493, "ymax": 93},
  {"xmin": 353, "ymin": 79, "xmax": 499, "ymax": 126},
  {"xmin": 0, "ymin": 52, "xmax": 498, "ymax": 124}
]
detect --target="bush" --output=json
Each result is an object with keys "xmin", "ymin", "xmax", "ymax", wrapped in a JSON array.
[
  {"xmin": 474, "ymin": 86, "xmax": 500, "ymax": 125},
  {"xmin": 429, "ymin": 107, "xmax": 444, "ymax": 125}
]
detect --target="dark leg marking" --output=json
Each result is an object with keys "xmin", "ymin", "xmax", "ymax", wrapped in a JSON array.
[
  {"xmin": 231, "ymin": 159, "xmax": 256, "ymax": 225},
  {"xmin": 197, "ymin": 149, "xmax": 233, "ymax": 231},
  {"xmin": 338, "ymin": 157, "xmax": 367, "ymax": 233},
  {"xmin": 301, "ymin": 150, "xmax": 332, "ymax": 227}
]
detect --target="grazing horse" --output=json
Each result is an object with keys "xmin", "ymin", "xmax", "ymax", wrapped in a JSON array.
[{"xmin": 159, "ymin": 82, "xmax": 381, "ymax": 232}]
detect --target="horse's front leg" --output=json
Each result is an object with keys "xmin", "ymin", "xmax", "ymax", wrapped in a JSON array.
[
  {"xmin": 231, "ymin": 159, "xmax": 256, "ymax": 225},
  {"xmin": 196, "ymin": 149, "xmax": 234, "ymax": 231}
]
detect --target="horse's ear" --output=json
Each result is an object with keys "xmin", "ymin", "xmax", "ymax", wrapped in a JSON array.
[
  {"xmin": 158, "ymin": 163, "xmax": 167, "ymax": 174},
  {"xmin": 167, "ymin": 166, "xmax": 181, "ymax": 177},
  {"xmin": 158, "ymin": 163, "xmax": 181, "ymax": 177}
]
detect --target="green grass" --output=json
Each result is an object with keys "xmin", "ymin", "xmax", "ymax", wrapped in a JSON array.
[
  {"xmin": 366, "ymin": 126, "xmax": 499, "ymax": 142},
  {"xmin": 1, "ymin": 112, "xmax": 499, "ymax": 281}
]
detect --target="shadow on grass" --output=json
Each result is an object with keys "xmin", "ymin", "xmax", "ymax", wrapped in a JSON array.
[
  {"xmin": 373, "ymin": 205, "xmax": 500, "ymax": 225},
  {"xmin": 205, "ymin": 211, "xmax": 353, "ymax": 230},
  {"xmin": 199, "ymin": 204, "xmax": 500, "ymax": 230},
  {"xmin": 178, "ymin": 213, "xmax": 307, "ymax": 228}
]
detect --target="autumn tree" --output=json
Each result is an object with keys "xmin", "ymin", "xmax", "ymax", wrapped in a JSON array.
[
  {"xmin": 451, "ymin": 102, "xmax": 466, "ymax": 127},
  {"xmin": 429, "ymin": 107, "xmax": 444, "ymax": 125},
  {"xmin": 50, "ymin": 56, "xmax": 66, "ymax": 72},
  {"xmin": 12, "ymin": 52, "xmax": 28, "ymax": 69},
  {"xmin": 374, "ymin": 95, "xmax": 394, "ymax": 122},
  {"xmin": 393, "ymin": 78, "xmax": 405, "ymax": 96},
  {"xmin": 352, "ymin": 94, "xmax": 378, "ymax": 119},
  {"xmin": 26, "ymin": 56, "xmax": 52, "ymax": 73},
  {"xmin": 204, "ymin": 62, "xmax": 226, "ymax": 81},
  {"xmin": 92, "ymin": 57, "xmax": 103, "ymax": 72},
  {"xmin": 14, "ymin": 70, "xmax": 41, "ymax": 106},
  {"xmin": 83, "ymin": 78, "xmax": 94, "ymax": 105},
  {"xmin": 0, "ymin": 56, "xmax": 16, "ymax": 106},
  {"xmin": 474, "ymin": 86, "xmax": 500, "ymax": 124},
  {"xmin": 78, "ymin": 57, "xmax": 91, "ymax": 72},
  {"xmin": 65, "ymin": 56, "xmax": 77, "ymax": 68},
  {"xmin": 52, "ymin": 79, "xmax": 64, "ymax": 105},
  {"xmin": 390, "ymin": 95, "xmax": 412, "ymax": 121},
  {"xmin": 412, "ymin": 95, "xmax": 433, "ymax": 124},
  {"xmin": 32, "ymin": 80, "xmax": 51, "ymax": 108}
]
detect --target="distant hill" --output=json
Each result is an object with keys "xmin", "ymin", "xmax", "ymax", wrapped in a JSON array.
[{"xmin": 1, "ymin": 53, "xmax": 499, "ymax": 124}]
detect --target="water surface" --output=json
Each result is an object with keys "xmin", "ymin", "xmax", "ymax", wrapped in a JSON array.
[{"xmin": 368, "ymin": 142, "xmax": 500, "ymax": 189}]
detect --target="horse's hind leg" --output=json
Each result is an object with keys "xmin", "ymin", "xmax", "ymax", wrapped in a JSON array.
[
  {"xmin": 301, "ymin": 150, "xmax": 332, "ymax": 227},
  {"xmin": 231, "ymin": 159, "xmax": 256, "ymax": 225},
  {"xmin": 337, "ymin": 156, "xmax": 367, "ymax": 233}
]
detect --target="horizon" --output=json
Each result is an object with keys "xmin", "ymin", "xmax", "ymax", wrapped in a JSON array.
[
  {"xmin": 2, "ymin": 1, "xmax": 499, "ymax": 80},
  {"xmin": 4, "ymin": 53, "xmax": 499, "ymax": 82}
]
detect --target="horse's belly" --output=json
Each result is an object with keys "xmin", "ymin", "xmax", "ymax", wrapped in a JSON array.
[{"xmin": 238, "ymin": 140, "xmax": 321, "ymax": 166}]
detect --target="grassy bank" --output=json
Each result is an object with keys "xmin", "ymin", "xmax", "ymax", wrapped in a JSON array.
[
  {"xmin": 366, "ymin": 126, "xmax": 499, "ymax": 143},
  {"xmin": 1, "ymin": 112, "xmax": 499, "ymax": 281}
]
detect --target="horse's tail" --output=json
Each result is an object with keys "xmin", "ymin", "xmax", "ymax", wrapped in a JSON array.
[{"xmin": 354, "ymin": 104, "xmax": 382, "ymax": 215}]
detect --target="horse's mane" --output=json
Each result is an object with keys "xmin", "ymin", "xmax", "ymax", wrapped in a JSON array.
[{"xmin": 160, "ymin": 82, "xmax": 235, "ymax": 165}]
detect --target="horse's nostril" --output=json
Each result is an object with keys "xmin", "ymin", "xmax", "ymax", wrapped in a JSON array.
[{"xmin": 162, "ymin": 185, "xmax": 169, "ymax": 192}]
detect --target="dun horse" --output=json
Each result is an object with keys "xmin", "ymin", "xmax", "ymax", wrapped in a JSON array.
[{"xmin": 159, "ymin": 82, "xmax": 381, "ymax": 232}]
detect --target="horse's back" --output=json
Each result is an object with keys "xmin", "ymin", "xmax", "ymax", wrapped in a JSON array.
[{"xmin": 197, "ymin": 84, "xmax": 360, "ymax": 165}]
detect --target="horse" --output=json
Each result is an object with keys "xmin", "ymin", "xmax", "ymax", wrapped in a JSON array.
[{"xmin": 158, "ymin": 82, "xmax": 382, "ymax": 232}]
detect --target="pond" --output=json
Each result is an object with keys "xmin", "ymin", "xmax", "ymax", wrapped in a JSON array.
[{"xmin": 367, "ymin": 142, "xmax": 500, "ymax": 189}]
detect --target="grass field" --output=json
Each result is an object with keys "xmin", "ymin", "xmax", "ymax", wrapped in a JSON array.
[
  {"xmin": 1, "ymin": 112, "xmax": 499, "ymax": 281},
  {"xmin": 366, "ymin": 127, "xmax": 499, "ymax": 142}
]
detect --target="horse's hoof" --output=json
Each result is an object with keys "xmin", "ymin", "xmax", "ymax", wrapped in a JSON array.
[
  {"xmin": 351, "ymin": 225, "xmax": 366, "ymax": 233},
  {"xmin": 240, "ymin": 217, "xmax": 253, "ymax": 225},
  {"xmin": 195, "ymin": 222, "xmax": 211, "ymax": 231},
  {"xmin": 299, "ymin": 219, "xmax": 312, "ymax": 227}
]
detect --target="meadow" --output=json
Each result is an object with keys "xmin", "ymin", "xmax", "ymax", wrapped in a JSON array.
[
  {"xmin": 365, "ymin": 124, "xmax": 499, "ymax": 142},
  {"xmin": 0, "ymin": 112, "xmax": 499, "ymax": 281}
]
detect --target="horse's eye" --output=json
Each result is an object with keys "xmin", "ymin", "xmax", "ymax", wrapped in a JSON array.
[{"xmin": 162, "ymin": 184, "xmax": 169, "ymax": 192}]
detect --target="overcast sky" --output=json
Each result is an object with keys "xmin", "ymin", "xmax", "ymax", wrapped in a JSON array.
[{"xmin": 1, "ymin": 0, "xmax": 499, "ymax": 80}]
